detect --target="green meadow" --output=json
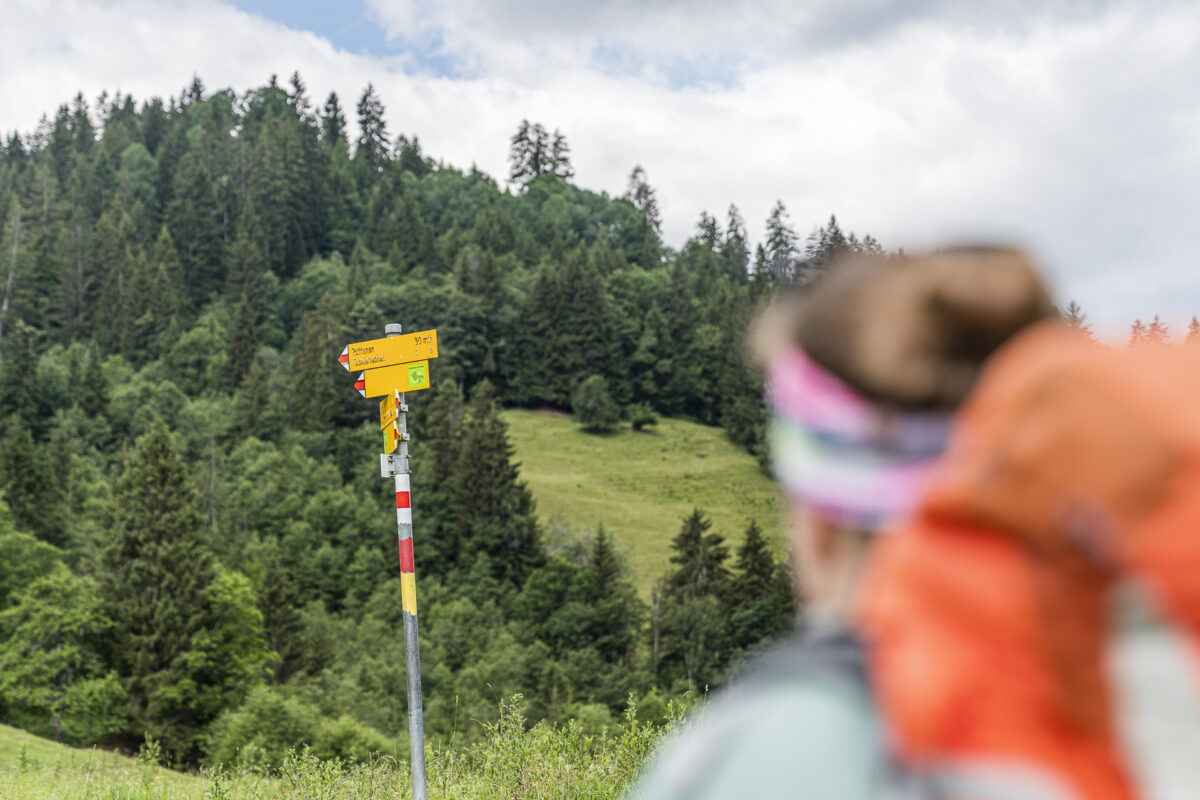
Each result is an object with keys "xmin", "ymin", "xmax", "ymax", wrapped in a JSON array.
[
  {"xmin": 505, "ymin": 410, "xmax": 787, "ymax": 593},
  {"xmin": 0, "ymin": 698, "xmax": 669, "ymax": 800}
]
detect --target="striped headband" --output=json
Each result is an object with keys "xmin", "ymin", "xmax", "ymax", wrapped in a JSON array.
[{"xmin": 767, "ymin": 347, "xmax": 953, "ymax": 530}]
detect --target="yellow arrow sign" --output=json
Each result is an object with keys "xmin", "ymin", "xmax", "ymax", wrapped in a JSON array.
[
  {"xmin": 380, "ymin": 391, "xmax": 400, "ymax": 429},
  {"xmin": 384, "ymin": 420, "xmax": 400, "ymax": 453},
  {"xmin": 339, "ymin": 330, "xmax": 438, "ymax": 372},
  {"xmin": 355, "ymin": 361, "xmax": 431, "ymax": 398}
]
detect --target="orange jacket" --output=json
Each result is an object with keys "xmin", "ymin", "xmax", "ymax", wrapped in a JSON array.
[{"xmin": 858, "ymin": 323, "xmax": 1200, "ymax": 800}]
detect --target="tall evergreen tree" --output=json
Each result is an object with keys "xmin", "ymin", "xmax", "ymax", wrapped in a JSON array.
[
  {"xmin": 728, "ymin": 519, "xmax": 794, "ymax": 650},
  {"xmin": 764, "ymin": 200, "xmax": 797, "ymax": 285},
  {"xmin": 453, "ymin": 381, "xmax": 545, "ymax": 587},
  {"xmin": 516, "ymin": 263, "xmax": 565, "ymax": 406},
  {"xmin": 509, "ymin": 120, "xmax": 548, "ymax": 185},
  {"xmin": 1061, "ymin": 300, "xmax": 1094, "ymax": 341},
  {"xmin": 292, "ymin": 294, "xmax": 342, "ymax": 431},
  {"xmin": 624, "ymin": 165, "xmax": 662, "ymax": 234},
  {"xmin": 549, "ymin": 129, "xmax": 574, "ymax": 180},
  {"xmin": 100, "ymin": 422, "xmax": 265, "ymax": 760},
  {"xmin": 322, "ymin": 92, "xmax": 347, "ymax": 145},
  {"xmin": 166, "ymin": 152, "xmax": 223, "ymax": 303},
  {"xmin": 666, "ymin": 508, "xmax": 731, "ymax": 599},
  {"xmin": 355, "ymin": 83, "xmax": 389, "ymax": 171},
  {"xmin": 696, "ymin": 211, "xmax": 721, "ymax": 250}
]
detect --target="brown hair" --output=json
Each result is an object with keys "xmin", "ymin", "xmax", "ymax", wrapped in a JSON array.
[{"xmin": 755, "ymin": 246, "xmax": 1055, "ymax": 410}]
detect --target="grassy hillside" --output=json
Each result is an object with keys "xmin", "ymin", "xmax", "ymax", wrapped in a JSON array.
[
  {"xmin": 0, "ymin": 697, "xmax": 665, "ymax": 800},
  {"xmin": 505, "ymin": 410, "xmax": 786, "ymax": 592},
  {"xmin": 0, "ymin": 723, "xmax": 206, "ymax": 799}
]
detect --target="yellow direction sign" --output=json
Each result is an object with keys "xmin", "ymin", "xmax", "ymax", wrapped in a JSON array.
[
  {"xmin": 339, "ymin": 330, "xmax": 438, "ymax": 372},
  {"xmin": 379, "ymin": 390, "xmax": 401, "ymax": 429},
  {"xmin": 355, "ymin": 361, "xmax": 431, "ymax": 398},
  {"xmin": 383, "ymin": 420, "xmax": 401, "ymax": 454}
]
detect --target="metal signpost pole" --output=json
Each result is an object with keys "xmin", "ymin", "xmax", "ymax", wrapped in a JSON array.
[{"xmin": 384, "ymin": 323, "xmax": 427, "ymax": 800}]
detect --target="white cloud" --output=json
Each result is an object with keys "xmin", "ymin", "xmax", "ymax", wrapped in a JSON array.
[{"xmin": 3, "ymin": 0, "xmax": 1200, "ymax": 338}]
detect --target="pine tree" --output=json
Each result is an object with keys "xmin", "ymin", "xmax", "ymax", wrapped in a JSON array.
[
  {"xmin": 720, "ymin": 204, "xmax": 749, "ymax": 284},
  {"xmin": 98, "ymin": 422, "xmax": 235, "ymax": 759},
  {"xmin": 666, "ymin": 508, "xmax": 730, "ymax": 598},
  {"xmin": 0, "ymin": 417, "xmax": 65, "ymax": 546},
  {"xmin": 166, "ymin": 152, "xmax": 223, "ymax": 304},
  {"xmin": 453, "ymin": 381, "xmax": 545, "ymax": 587},
  {"xmin": 516, "ymin": 263, "xmax": 565, "ymax": 406},
  {"xmin": 1129, "ymin": 319, "xmax": 1148, "ymax": 347},
  {"xmin": 355, "ymin": 83, "xmax": 389, "ymax": 171},
  {"xmin": 1146, "ymin": 315, "xmax": 1169, "ymax": 345},
  {"xmin": 696, "ymin": 211, "xmax": 721, "ymax": 250},
  {"xmin": 322, "ymin": 92, "xmax": 347, "ymax": 145},
  {"xmin": 589, "ymin": 524, "xmax": 621, "ymax": 600},
  {"xmin": 292, "ymin": 294, "xmax": 342, "ymax": 431},
  {"xmin": 728, "ymin": 520, "xmax": 794, "ymax": 649},
  {"xmin": 287, "ymin": 70, "xmax": 311, "ymax": 117},
  {"xmin": 1187, "ymin": 316, "xmax": 1200, "ymax": 345},
  {"xmin": 624, "ymin": 166, "xmax": 662, "ymax": 234},
  {"xmin": 228, "ymin": 295, "xmax": 257, "ymax": 385},
  {"xmin": 549, "ymin": 129, "xmax": 574, "ymax": 179},
  {"xmin": 764, "ymin": 201, "xmax": 797, "ymax": 285},
  {"xmin": 1061, "ymin": 300, "xmax": 1094, "ymax": 341},
  {"xmin": 509, "ymin": 120, "xmax": 550, "ymax": 185},
  {"xmin": 79, "ymin": 341, "xmax": 108, "ymax": 418}
]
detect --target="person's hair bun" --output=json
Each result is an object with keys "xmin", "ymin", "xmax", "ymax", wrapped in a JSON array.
[{"xmin": 774, "ymin": 246, "xmax": 1055, "ymax": 410}]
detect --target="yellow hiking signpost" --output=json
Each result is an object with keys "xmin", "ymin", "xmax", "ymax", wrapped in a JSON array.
[
  {"xmin": 338, "ymin": 329, "xmax": 438, "ymax": 371},
  {"xmin": 338, "ymin": 324, "xmax": 438, "ymax": 800},
  {"xmin": 353, "ymin": 361, "xmax": 431, "ymax": 398}
]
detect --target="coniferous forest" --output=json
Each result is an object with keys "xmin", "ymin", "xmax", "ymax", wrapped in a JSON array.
[{"xmin": 0, "ymin": 73, "xmax": 883, "ymax": 766}]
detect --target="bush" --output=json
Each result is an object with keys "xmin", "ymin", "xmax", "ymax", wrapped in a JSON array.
[
  {"xmin": 627, "ymin": 403, "xmax": 658, "ymax": 431},
  {"xmin": 206, "ymin": 687, "xmax": 393, "ymax": 772},
  {"xmin": 572, "ymin": 375, "xmax": 620, "ymax": 433}
]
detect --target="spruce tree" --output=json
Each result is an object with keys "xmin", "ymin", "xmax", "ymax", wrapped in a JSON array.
[
  {"xmin": 292, "ymin": 294, "xmax": 342, "ymax": 432},
  {"xmin": 1146, "ymin": 315, "xmax": 1169, "ymax": 345},
  {"xmin": 1061, "ymin": 300, "xmax": 1094, "ymax": 341},
  {"xmin": 322, "ymin": 92, "xmax": 347, "ymax": 145},
  {"xmin": 589, "ymin": 524, "xmax": 621, "ymax": 600},
  {"xmin": 453, "ymin": 380, "xmax": 544, "ymax": 587},
  {"xmin": 166, "ymin": 152, "xmax": 223, "ymax": 304},
  {"xmin": 355, "ymin": 83, "xmax": 389, "ymax": 171},
  {"xmin": 666, "ymin": 508, "xmax": 731, "ymax": 599},
  {"xmin": 0, "ymin": 417, "xmax": 65, "ymax": 546},
  {"xmin": 516, "ymin": 263, "xmax": 565, "ymax": 406},
  {"xmin": 728, "ymin": 519, "xmax": 794, "ymax": 649},
  {"xmin": 509, "ymin": 120, "xmax": 548, "ymax": 184},
  {"xmin": 765, "ymin": 201, "xmax": 797, "ymax": 285},
  {"xmin": 98, "ymin": 422, "xmax": 219, "ymax": 759},
  {"xmin": 1129, "ymin": 319, "xmax": 1148, "ymax": 347},
  {"xmin": 549, "ymin": 129, "xmax": 574, "ymax": 179},
  {"xmin": 1187, "ymin": 316, "xmax": 1200, "ymax": 344},
  {"xmin": 228, "ymin": 295, "xmax": 256, "ymax": 385},
  {"xmin": 624, "ymin": 166, "xmax": 662, "ymax": 233},
  {"xmin": 696, "ymin": 211, "xmax": 722, "ymax": 250}
]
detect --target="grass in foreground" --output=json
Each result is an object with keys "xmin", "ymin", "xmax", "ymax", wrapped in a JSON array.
[
  {"xmin": 0, "ymin": 698, "xmax": 672, "ymax": 800},
  {"xmin": 505, "ymin": 410, "xmax": 785, "ymax": 592}
]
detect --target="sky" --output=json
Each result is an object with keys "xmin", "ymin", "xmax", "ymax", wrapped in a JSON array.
[{"xmin": 3, "ymin": 0, "xmax": 1200, "ymax": 338}]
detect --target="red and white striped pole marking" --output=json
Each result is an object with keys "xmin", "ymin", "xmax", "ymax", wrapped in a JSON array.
[{"xmin": 395, "ymin": 470, "xmax": 417, "ymax": 614}]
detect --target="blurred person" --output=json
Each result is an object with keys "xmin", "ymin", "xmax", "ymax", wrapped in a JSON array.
[
  {"xmin": 630, "ymin": 247, "xmax": 1060, "ymax": 800},
  {"xmin": 858, "ymin": 312, "xmax": 1200, "ymax": 800}
]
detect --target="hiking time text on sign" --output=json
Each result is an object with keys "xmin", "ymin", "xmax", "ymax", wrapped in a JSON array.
[{"xmin": 339, "ymin": 330, "xmax": 439, "ymax": 371}]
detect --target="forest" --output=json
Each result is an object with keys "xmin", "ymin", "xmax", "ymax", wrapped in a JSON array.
[{"xmin": 0, "ymin": 73, "xmax": 888, "ymax": 767}]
